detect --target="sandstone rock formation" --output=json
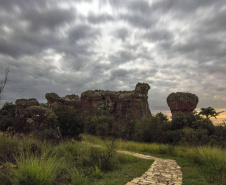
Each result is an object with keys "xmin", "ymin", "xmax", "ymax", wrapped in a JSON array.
[
  {"xmin": 44, "ymin": 82, "xmax": 151, "ymax": 120},
  {"xmin": 45, "ymin": 93, "xmax": 81, "ymax": 112},
  {"xmin": 167, "ymin": 92, "xmax": 198, "ymax": 119},
  {"xmin": 81, "ymin": 82, "xmax": 151, "ymax": 119},
  {"xmin": 15, "ymin": 98, "xmax": 39, "ymax": 113}
]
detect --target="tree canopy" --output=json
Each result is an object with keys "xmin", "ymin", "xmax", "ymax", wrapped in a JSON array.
[{"xmin": 199, "ymin": 107, "xmax": 224, "ymax": 119}]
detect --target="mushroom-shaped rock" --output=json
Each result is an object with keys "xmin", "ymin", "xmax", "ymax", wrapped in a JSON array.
[{"xmin": 167, "ymin": 92, "xmax": 198, "ymax": 119}]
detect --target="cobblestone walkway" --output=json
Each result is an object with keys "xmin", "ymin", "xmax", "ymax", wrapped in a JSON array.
[
  {"xmin": 118, "ymin": 151, "xmax": 183, "ymax": 185},
  {"xmin": 82, "ymin": 142, "xmax": 183, "ymax": 185}
]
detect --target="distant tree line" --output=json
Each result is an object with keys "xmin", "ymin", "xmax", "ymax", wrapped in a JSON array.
[
  {"xmin": 0, "ymin": 68, "xmax": 225, "ymax": 146},
  {"xmin": 0, "ymin": 100, "xmax": 225, "ymax": 147}
]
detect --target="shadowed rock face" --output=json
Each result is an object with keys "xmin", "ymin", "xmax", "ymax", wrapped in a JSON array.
[
  {"xmin": 15, "ymin": 98, "xmax": 39, "ymax": 113},
  {"xmin": 44, "ymin": 82, "xmax": 151, "ymax": 120},
  {"xmin": 45, "ymin": 93, "xmax": 81, "ymax": 112},
  {"xmin": 81, "ymin": 83, "xmax": 151, "ymax": 119},
  {"xmin": 167, "ymin": 92, "xmax": 199, "ymax": 118}
]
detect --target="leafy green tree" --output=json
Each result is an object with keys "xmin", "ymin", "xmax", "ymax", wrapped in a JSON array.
[
  {"xmin": 199, "ymin": 107, "xmax": 224, "ymax": 119},
  {"xmin": 155, "ymin": 112, "xmax": 168, "ymax": 123},
  {"xmin": 180, "ymin": 127, "xmax": 210, "ymax": 146},
  {"xmin": 0, "ymin": 102, "xmax": 18, "ymax": 132},
  {"xmin": 54, "ymin": 105, "xmax": 82, "ymax": 138}
]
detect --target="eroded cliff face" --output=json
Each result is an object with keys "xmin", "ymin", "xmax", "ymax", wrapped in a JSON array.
[
  {"xmin": 81, "ymin": 83, "xmax": 151, "ymax": 119},
  {"xmin": 167, "ymin": 92, "xmax": 199, "ymax": 119},
  {"xmin": 45, "ymin": 93, "xmax": 81, "ymax": 113},
  {"xmin": 44, "ymin": 82, "xmax": 151, "ymax": 120},
  {"xmin": 15, "ymin": 98, "xmax": 40, "ymax": 113}
]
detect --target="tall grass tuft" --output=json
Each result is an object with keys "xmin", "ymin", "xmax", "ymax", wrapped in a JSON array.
[
  {"xmin": 195, "ymin": 146, "xmax": 226, "ymax": 183},
  {"xmin": 8, "ymin": 150, "xmax": 63, "ymax": 185}
]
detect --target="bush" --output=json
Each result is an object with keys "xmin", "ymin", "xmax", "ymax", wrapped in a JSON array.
[
  {"xmin": 132, "ymin": 115, "xmax": 166, "ymax": 143},
  {"xmin": 14, "ymin": 106, "xmax": 61, "ymax": 141},
  {"xmin": 54, "ymin": 105, "xmax": 83, "ymax": 138},
  {"xmin": 180, "ymin": 127, "xmax": 210, "ymax": 146},
  {"xmin": 0, "ymin": 102, "xmax": 19, "ymax": 133},
  {"xmin": 85, "ymin": 113, "xmax": 115, "ymax": 139}
]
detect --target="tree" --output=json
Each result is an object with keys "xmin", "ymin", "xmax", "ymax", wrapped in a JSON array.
[
  {"xmin": 199, "ymin": 107, "xmax": 224, "ymax": 119},
  {"xmin": 0, "ymin": 67, "xmax": 9, "ymax": 100},
  {"xmin": 0, "ymin": 102, "xmax": 18, "ymax": 132},
  {"xmin": 54, "ymin": 105, "xmax": 83, "ymax": 138}
]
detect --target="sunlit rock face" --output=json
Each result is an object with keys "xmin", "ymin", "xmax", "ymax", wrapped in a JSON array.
[
  {"xmin": 167, "ymin": 92, "xmax": 199, "ymax": 119},
  {"xmin": 15, "ymin": 98, "xmax": 40, "ymax": 113},
  {"xmin": 81, "ymin": 82, "xmax": 151, "ymax": 119}
]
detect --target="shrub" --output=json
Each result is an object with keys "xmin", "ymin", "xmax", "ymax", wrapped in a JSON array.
[
  {"xmin": 14, "ymin": 106, "xmax": 61, "ymax": 141},
  {"xmin": 54, "ymin": 105, "xmax": 82, "ymax": 138},
  {"xmin": 85, "ymin": 114, "xmax": 115, "ymax": 139},
  {"xmin": 0, "ymin": 102, "xmax": 19, "ymax": 133},
  {"xmin": 180, "ymin": 127, "xmax": 210, "ymax": 146}
]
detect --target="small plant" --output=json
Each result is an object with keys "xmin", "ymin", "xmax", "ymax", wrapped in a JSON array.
[{"xmin": 8, "ymin": 151, "xmax": 63, "ymax": 185}]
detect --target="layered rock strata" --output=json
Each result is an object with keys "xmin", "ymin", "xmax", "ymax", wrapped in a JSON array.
[
  {"xmin": 44, "ymin": 83, "xmax": 151, "ymax": 119},
  {"xmin": 81, "ymin": 83, "xmax": 151, "ymax": 119},
  {"xmin": 45, "ymin": 93, "xmax": 81, "ymax": 113}
]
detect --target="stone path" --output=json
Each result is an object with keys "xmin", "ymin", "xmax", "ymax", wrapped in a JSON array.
[
  {"xmin": 118, "ymin": 151, "xmax": 183, "ymax": 185},
  {"xmin": 82, "ymin": 142, "xmax": 183, "ymax": 185}
]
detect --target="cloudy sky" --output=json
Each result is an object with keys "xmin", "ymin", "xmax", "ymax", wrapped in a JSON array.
[{"xmin": 0, "ymin": 0, "xmax": 226, "ymax": 122}]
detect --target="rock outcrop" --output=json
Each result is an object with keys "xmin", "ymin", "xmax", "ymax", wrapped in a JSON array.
[
  {"xmin": 15, "ymin": 98, "xmax": 40, "ymax": 113},
  {"xmin": 44, "ymin": 82, "xmax": 151, "ymax": 120},
  {"xmin": 81, "ymin": 83, "xmax": 151, "ymax": 119},
  {"xmin": 167, "ymin": 92, "xmax": 198, "ymax": 119},
  {"xmin": 45, "ymin": 93, "xmax": 81, "ymax": 113}
]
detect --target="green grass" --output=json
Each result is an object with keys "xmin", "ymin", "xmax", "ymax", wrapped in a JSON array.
[
  {"xmin": 92, "ymin": 154, "xmax": 151, "ymax": 185},
  {"xmin": 9, "ymin": 152, "xmax": 63, "ymax": 185},
  {"xmin": 0, "ymin": 134, "xmax": 154, "ymax": 185},
  {"xmin": 81, "ymin": 134, "xmax": 226, "ymax": 185}
]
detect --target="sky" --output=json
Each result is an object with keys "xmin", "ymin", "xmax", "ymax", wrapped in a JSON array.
[{"xmin": 0, "ymin": 0, "xmax": 226, "ymax": 123}]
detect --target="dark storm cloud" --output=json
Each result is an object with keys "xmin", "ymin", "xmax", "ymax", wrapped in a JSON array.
[
  {"xmin": 21, "ymin": 7, "xmax": 75, "ymax": 31},
  {"xmin": 68, "ymin": 24, "xmax": 101, "ymax": 43},
  {"xmin": 109, "ymin": 49, "xmax": 135, "ymax": 64},
  {"xmin": 120, "ymin": 13, "xmax": 156, "ymax": 29},
  {"xmin": 109, "ymin": 67, "xmax": 157, "ymax": 86},
  {"xmin": 0, "ymin": 0, "xmax": 47, "ymax": 11},
  {"xmin": 0, "ymin": 0, "xmax": 225, "ymax": 115}
]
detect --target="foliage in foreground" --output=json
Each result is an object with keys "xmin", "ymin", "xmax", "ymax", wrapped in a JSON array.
[{"xmin": 0, "ymin": 134, "xmax": 152, "ymax": 185}]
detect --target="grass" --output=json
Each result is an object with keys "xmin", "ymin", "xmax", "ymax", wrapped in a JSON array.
[
  {"xmin": 92, "ymin": 154, "xmax": 151, "ymax": 185},
  {"xmin": 0, "ymin": 134, "xmax": 153, "ymax": 185},
  {"xmin": 9, "ymin": 151, "xmax": 62, "ymax": 185},
  {"xmin": 81, "ymin": 134, "xmax": 226, "ymax": 185}
]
